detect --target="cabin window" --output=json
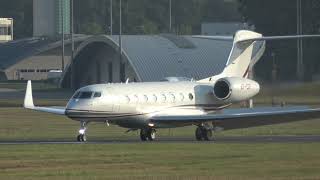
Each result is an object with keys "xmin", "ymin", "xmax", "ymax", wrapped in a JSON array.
[
  {"xmin": 179, "ymin": 93, "xmax": 184, "ymax": 102},
  {"xmin": 169, "ymin": 93, "xmax": 175, "ymax": 103},
  {"xmin": 93, "ymin": 92, "xmax": 102, "ymax": 98},
  {"xmin": 132, "ymin": 95, "xmax": 139, "ymax": 103},
  {"xmin": 120, "ymin": 95, "xmax": 130, "ymax": 103},
  {"xmin": 151, "ymin": 94, "xmax": 157, "ymax": 103},
  {"xmin": 143, "ymin": 95, "xmax": 148, "ymax": 103},
  {"xmin": 160, "ymin": 94, "xmax": 166, "ymax": 103},
  {"xmin": 125, "ymin": 96, "xmax": 130, "ymax": 103},
  {"xmin": 189, "ymin": 93, "xmax": 194, "ymax": 100}
]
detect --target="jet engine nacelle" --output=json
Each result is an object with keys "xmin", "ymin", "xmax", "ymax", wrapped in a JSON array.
[{"xmin": 213, "ymin": 77, "xmax": 260, "ymax": 102}]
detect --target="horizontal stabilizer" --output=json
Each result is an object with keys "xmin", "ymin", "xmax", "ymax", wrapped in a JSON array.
[
  {"xmin": 193, "ymin": 34, "xmax": 320, "ymax": 43},
  {"xmin": 24, "ymin": 80, "xmax": 66, "ymax": 115}
]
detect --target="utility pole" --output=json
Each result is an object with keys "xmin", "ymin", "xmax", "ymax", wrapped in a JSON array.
[
  {"xmin": 110, "ymin": 0, "xmax": 113, "ymax": 35},
  {"xmin": 297, "ymin": 0, "xmax": 304, "ymax": 80},
  {"xmin": 70, "ymin": 0, "xmax": 74, "ymax": 89},
  {"xmin": 61, "ymin": 0, "xmax": 65, "ymax": 72},
  {"xmin": 169, "ymin": 0, "xmax": 172, "ymax": 32},
  {"xmin": 119, "ymin": 0, "xmax": 122, "ymax": 79}
]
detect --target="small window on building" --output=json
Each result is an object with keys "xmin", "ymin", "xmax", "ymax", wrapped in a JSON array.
[
  {"xmin": 189, "ymin": 93, "xmax": 194, "ymax": 100},
  {"xmin": 27, "ymin": 69, "xmax": 35, "ymax": 72}
]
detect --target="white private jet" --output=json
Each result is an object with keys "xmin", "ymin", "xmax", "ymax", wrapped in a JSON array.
[{"xmin": 24, "ymin": 30, "xmax": 320, "ymax": 142}]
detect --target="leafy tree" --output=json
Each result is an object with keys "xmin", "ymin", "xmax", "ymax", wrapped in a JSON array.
[
  {"xmin": 238, "ymin": 0, "xmax": 320, "ymax": 81},
  {"xmin": 0, "ymin": 0, "xmax": 33, "ymax": 39}
]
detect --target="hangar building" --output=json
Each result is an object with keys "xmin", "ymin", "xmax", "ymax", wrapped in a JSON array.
[
  {"xmin": 61, "ymin": 34, "xmax": 265, "ymax": 89},
  {"xmin": 0, "ymin": 35, "xmax": 88, "ymax": 80},
  {"xmin": 0, "ymin": 34, "xmax": 265, "ymax": 88}
]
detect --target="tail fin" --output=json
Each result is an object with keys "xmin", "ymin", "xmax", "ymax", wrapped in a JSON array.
[
  {"xmin": 220, "ymin": 30, "xmax": 263, "ymax": 78},
  {"xmin": 198, "ymin": 30, "xmax": 264, "ymax": 82},
  {"xmin": 195, "ymin": 30, "xmax": 320, "ymax": 82}
]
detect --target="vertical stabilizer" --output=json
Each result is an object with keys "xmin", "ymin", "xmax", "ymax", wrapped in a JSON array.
[
  {"xmin": 199, "ymin": 30, "xmax": 264, "ymax": 82},
  {"xmin": 222, "ymin": 30, "xmax": 262, "ymax": 78}
]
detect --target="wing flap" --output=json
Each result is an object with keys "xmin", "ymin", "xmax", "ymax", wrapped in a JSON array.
[{"xmin": 151, "ymin": 106, "xmax": 320, "ymax": 130}]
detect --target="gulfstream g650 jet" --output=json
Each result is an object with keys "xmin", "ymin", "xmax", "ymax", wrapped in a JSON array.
[{"xmin": 24, "ymin": 30, "xmax": 320, "ymax": 142}]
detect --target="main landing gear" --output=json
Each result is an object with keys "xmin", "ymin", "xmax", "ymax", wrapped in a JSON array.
[
  {"xmin": 195, "ymin": 125, "xmax": 215, "ymax": 141},
  {"xmin": 77, "ymin": 121, "xmax": 87, "ymax": 142},
  {"xmin": 140, "ymin": 128, "xmax": 156, "ymax": 141}
]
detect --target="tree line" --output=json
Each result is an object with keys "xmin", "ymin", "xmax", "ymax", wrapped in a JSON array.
[{"xmin": 0, "ymin": 0, "xmax": 320, "ymax": 81}]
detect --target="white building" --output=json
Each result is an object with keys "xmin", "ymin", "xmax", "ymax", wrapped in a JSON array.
[{"xmin": 0, "ymin": 18, "xmax": 13, "ymax": 43}]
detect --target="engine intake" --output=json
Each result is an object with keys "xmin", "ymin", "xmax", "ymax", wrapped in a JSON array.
[
  {"xmin": 213, "ymin": 77, "xmax": 260, "ymax": 102},
  {"xmin": 213, "ymin": 80, "xmax": 231, "ymax": 100}
]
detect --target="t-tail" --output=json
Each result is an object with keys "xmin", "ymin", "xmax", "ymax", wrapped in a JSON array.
[{"xmin": 195, "ymin": 30, "xmax": 320, "ymax": 82}]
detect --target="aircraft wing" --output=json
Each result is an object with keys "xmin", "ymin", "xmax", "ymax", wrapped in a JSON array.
[
  {"xmin": 24, "ymin": 81, "xmax": 66, "ymax": 115},
  {"xmin": 150, "ymin": 106, "xmax": 320, "ymax": 130}
]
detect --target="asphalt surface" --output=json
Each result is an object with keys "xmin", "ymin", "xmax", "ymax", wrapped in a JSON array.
[{"xmin": 0, "ymin": 135, "xmax": 319, "ymax": 145}]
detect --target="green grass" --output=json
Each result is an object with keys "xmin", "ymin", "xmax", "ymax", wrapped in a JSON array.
[
  {"xmin": 1, "ymin": 108, "xmax": 320, "ymax": 141},
  {"xmin": 1, "ymin": 82, "xmax": 320, "ymax": 179},
  {"xmin": 1, "ymin": 143, "xmax": 320, "ymax": 180}
]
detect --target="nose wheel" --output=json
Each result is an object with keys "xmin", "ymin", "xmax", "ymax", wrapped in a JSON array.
[
  {"xmin": 140, "ymin": 128, "xmax": 156, "ymax": 141},
  {"xmin": 77, "ymin": 121, "xmax": 87, "ymax": 142},
  {"xmin": 195, "ymin": 125, "xmax": 214, "ymax": 141}
]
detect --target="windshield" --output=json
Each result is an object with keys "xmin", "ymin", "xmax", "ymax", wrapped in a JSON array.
[{"xmin": 72, "ymin": 91, "xmax": 102, "ymax": 99}]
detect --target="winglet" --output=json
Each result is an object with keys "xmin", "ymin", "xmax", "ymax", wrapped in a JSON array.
[{"xmin": 24, "ymin": 80, "xmax": 34, "ymax": 109}]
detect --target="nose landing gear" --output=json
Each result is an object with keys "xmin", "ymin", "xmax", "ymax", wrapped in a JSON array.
[{"xmin": 77, "ymin": 121, "xmax": 87, "ymax": 142}]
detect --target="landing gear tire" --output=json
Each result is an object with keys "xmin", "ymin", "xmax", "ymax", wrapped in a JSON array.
[
  {"xmin": 147, "ymin": 129, "xmax": 156, "ymax": 141},
  {"xmin": 195, "ymin": 127, "xmax": 203, "ymax": 141},
  {"xmin": 77, "ymin": 134, "xmax": 87, "ymax": 142},
  {"xmin": 195, "ymin": 126, "xmax": 214, "ymax": 141},
  {"xmin": 140, "ymin": 129, "xmax": 148, "ymax": 141},
  {"xmin": 140, "ymin": 128, "xmax": 156, "ymax": 141},
  {"xmin": 203, "ymin": 129, "xmax": 214, "ymax": 141}
]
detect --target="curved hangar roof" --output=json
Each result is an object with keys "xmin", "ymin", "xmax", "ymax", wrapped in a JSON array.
[
  {"xmin": 61, "ymin": 34, "xmax": 237, "ymax": 87},
  {"xmin": 0, "ymin": 35, "xmax": 89, "ymax": 70}
]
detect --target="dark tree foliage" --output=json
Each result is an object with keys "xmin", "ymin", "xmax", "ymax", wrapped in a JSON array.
[
  {"xmin": 238, "ymin": 0, "xmax": 320, "ymax": 81},
  {"xmin": 0, "ymin": 0, "xmax": 33, "ymax": 39}
]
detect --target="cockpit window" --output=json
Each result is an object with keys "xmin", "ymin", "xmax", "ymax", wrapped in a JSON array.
[
  {"xmin": 72, "ymin": 91, "xmax": 101, "ymax": 99},
  {"xmin": 72, "ymin": 92, "xmax": 81, "ymax": 99},
  {"xmin": 79, "ymin": 91, "xmax": 93, "ymax": 99},
  {"xmin": 93, "ymin": 92, "xmax": 102, "ymax": 98}
]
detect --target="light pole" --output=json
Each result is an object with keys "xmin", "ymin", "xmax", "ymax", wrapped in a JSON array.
[
  {"xmin": 61, "ymin": 0, "xmax": 65, "ymax": 72},
  {"xmin": 110, "ymin": 0, "xmax": 113, "ymax": 35},
  {"xmin": 297, "ymin": 0, "xmax": 304, "ymax": 80},
  {"xmin": 119, "ymin": 0, "xmax": 122, "ymax": 81},
  {"xmin": 70, "ymin": 0, "xmax": 74, "ymax": 89},
  {"xmin": 169, "ymin": 0, "xmax": 172, "ymax": 32}
]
